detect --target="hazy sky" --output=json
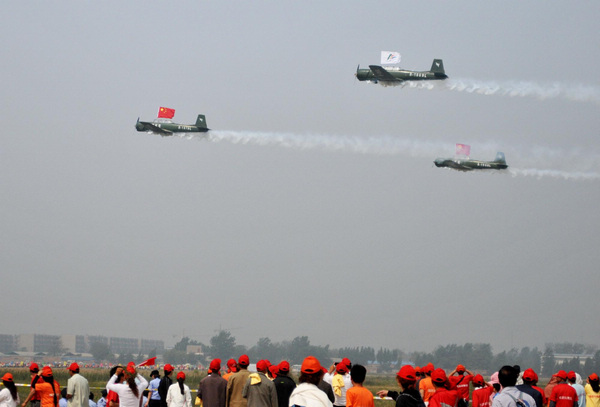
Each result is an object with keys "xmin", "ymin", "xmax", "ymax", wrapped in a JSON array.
[{"xmin": 2, "ymin": 1, "xmax": 599, "ymax": 354}]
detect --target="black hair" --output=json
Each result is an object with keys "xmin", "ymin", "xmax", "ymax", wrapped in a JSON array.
[
  {"xmin": 89, "ymin": 392, "xmax": 95, "ymax": 401},
  {"xmin": 45, "ymin": 376, "xmax": 58, "ymax": 407},
  {"xmin": 101, "ymin": 390, "xmax": 107, "ymax": 398},
  {"xmin": 590, "ymin": 377, "xmax": 600, "ymax": 393},
  {"xmin": 178, "ymin": 377, "xmax": 185, "ymax": 395},
  {"xmin": 299, "ymin": 371, "xmax": 323, "ymax": 386},
  {"xmin": 3, "ymin": 380, "xmax": 18, "ymax": 401},
  {"xmin": 126, "ymin": 376, "xmax": 139, "ymax": 398},
  {"xmin": 398, "ymin": 377, "xmax": 417, "ymax": 390},
  {"xmin": 498, "ymin": 365, "xmax": 519, "ymax": 388},
  {"xmin": 61, "ymin": 388, "xmax": 68, "ymax": 399},
  {"xmin": 350, "ymin": 364, "xmax": 367, "ymax": 384}
]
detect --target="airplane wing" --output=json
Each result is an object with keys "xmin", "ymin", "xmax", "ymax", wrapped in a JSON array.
[
  {"xmin": 144, "ymin": 123, "xmax": 173, "ymax": 136},
  {"xmin": 369, "ymin": 65, "xmax": 401, "ymax": 82}
]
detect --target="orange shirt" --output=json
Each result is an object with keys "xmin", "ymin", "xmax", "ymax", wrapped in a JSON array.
[
  {"xmin": 35, "ymin": 380, "xmax": 60, "ymax": 407},
  {"xmin": 346, "ymin": 386, "xmax": 374, "ymax": 407},
  {"xmin": 420, "ymin": 377, "xmax": 436, "ymax": 402}
]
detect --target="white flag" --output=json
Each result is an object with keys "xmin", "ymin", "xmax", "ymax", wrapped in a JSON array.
[{"xmin": 381, "ymin": 51, "xmax": 401, "ymax": 65}]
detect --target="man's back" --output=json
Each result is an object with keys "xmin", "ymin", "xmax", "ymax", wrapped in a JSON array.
[
  {"xmin": 67, "ymin": 374, "xmax": 90, "ymax": 407},
  {"xmin": 242, "ymin": 373, "xmax": 277, "ymax": 407},
  {"xmin": 551, "ymin": 384, "xmax": 577, "ymax": 407},
  {"xmin": 199, "ymin": 373, "xmax": 228, "ymax": 407},
  {"xmin": 227, "ymin": 370, "xmax": 251, "ymax": 407},
  {"xmin": 492, "ymin": 387, "xmax": 536, "ymax": 407},
  {"xmin": 516, "ymin": 385, "xmax": 544, "ymax": 407},
  {"xmin": 273, "ymin": 375, "xmax": 295, "ymax": 407}
]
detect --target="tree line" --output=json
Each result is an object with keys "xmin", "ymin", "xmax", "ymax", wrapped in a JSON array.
[{"xmin": 91, "ymin": 334, "xmax": 600, "ymax": 377}]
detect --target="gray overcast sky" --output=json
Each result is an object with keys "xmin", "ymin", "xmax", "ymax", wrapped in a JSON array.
[{"xmin": 2, "ymin": 1, "xmax": 599, "ymax": 354}]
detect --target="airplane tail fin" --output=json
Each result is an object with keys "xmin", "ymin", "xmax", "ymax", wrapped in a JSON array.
[
  {"xmin": 431, "ymin": 59, "xmax": 446, "ymax": 77},
  {"xmin": 494, "ymin": 152, "xmax": 506, "ymax": 163},
  {"xmin": 195, "ymin": 114, "xmax": 209, "ymax": 130}
]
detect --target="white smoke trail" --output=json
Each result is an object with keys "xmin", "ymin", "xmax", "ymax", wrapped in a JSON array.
[
  {"xmin": 380, "ymin": 78, "xmax": 600, "ymax": 103},
  {"xmin": 176, "ymin": 131, "xmax": 600, "ymax": 181}
]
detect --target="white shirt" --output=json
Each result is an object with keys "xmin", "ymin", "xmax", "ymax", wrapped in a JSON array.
[
  {"xmin": 289, "ymin": 383, "xmax": 333, "ymax": 407},
  {"xmin": 106, "ymin": 374, "xmax": 148, "ymax": 407},
  {"xmin": 0, "ymin": 388, "xmax": 19, "ymax": 407},
  {"xmin": 166, "ymin": 383, "xmax": 192, "ymax": 407}
]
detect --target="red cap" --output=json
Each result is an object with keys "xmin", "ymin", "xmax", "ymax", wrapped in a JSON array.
[
  {"xmin": 555, "ymin": 370, "xmax": 568, "ymax": 380},
  {"xmin": 256, "ymin": 360, "xmax": 268, "ymax": 372},
  {"xmin": 341, "ymin": 358, "xmax": 351, "ymax": 367},
  {"xmin": 589, "ymin": 373, "xmax": 599, "ymax": 381},
  {"xmin": 301, "ymin": 356, "xmax": 322, "ymax": 374},
  {"xmin": 176, "ymin": 371, "xmax": 185, "ymax": 380},
  {"xmin": 227, "ymin": 359, "xmax": 237, "ymax": 369},
  {"xmin": 456, "ymin": 364, "xmax": 465, "ymax": 373},
  {"xmin": 278, "ymin": 361, "xmax": 290, "ymax": 373},
  {"xmin": 336, "ymin": 363, "xmax": 348, "ymax": 374},
  {"xmin": 126, "ymin": 362, "xmax": 136, "ymax": 376},
  {"xmin": 523, "ymin": 368, "xmax": 536, "ymax": 382},
  {"xmin": 473, "ymin": 374, "xmax": 485, "ymax": 386},
  {"xmin": 415, "ymin": 366, "xmax": 421, "ymax": 373},
  {"xmin": 209, "ymin": 359, "xmax": 221, "ymax": 372},
  {"xmin": 397, "ymin": 365, "xmax": 416, "ymax": 381},
  {"xmin": 269, "ymin": 365, "xmax": 279, "ymax": 377},
  {"xmin": 164, "ymin": 364, "xmax": 174, "ymax": 372},
  {"xmin": 567, "ymin": 371, "xmax": 576, "ymax": 381},
  {"xmin": 422, "ymin": 363, "xmax": 435, "ymax": 374},
  {"xmin": 41, "ymin": 366, "xmax": 53, "ymax": 377},
  {"xmin": 2, "ymin": 373, "xmax": 13, "ymax": 382},
  {"xmin": 238, "ymin": 355, "xmax": 249, "ymax": 367},
  {"xmin": 68, "ymin": 363, "xmax": 80, "ymax": 372},
  {"xmin": 30, "ymin": 363, "xmax": 40, "ymax": 373},
  {"xmin": 431, "ymin": 368, "xmax": 447, "ymax": 384}
]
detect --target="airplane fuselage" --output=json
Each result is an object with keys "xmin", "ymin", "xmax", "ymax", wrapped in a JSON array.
[
  {"xmin": 356, "ymin": 68, "xmax": 446, "ymax": 82},
  {"xmin": 434, "ymin": 158, "xmax": 508, "ymax": 171}
]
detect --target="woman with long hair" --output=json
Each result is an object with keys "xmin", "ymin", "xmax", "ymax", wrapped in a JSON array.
[
  {"xmin": 106, "ymin": 363, "xmax": 148, "ymax": 407},
  {"xmin": 32, "ymin": 367, "xmax": 61, "ymax": 407},
  {"xmin": 166, "ymin": 372, "xmax": 191, "ymax": 407},
  {"xmin": 585, "ymin": 374, "xmax": 600, "ymax": 407},
  {"xmin": 0, "ymin": 373, "xmax": 20, "ymax": 407}
]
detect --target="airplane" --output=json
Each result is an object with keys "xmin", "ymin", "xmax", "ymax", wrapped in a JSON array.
[
  {"xmin": 355, "ymin": 59, "xmax": 447, "ymax": 84},
  {"xmin": 434, "ymin": 148, "xmax": 508, "ymax": 172},
  {"xmin": 135, "ymin": 114, "xmax": 209, "ymax": 136}
]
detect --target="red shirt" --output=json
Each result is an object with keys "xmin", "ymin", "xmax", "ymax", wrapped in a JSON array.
[
  {"xmin": 472, "ymin": 387, "xmax": 494, "ymax": 407},
  {"xmin": 533, "ymin": 386, "xmax": 547, "ymax": 406},
  {"xmin": 107, "ymin": 390, "xmax": 120, "ymax": 406},
  {"xmin": 550, "ymin": 383, "xmax": 578, "ymax": 407},
  {"xmin": 450, "ymin": 375, "xmax": 473, "ymax": 401},
  {"xmin": 429, "ymin": 388, "xmax": 460, "ymax": 407}
]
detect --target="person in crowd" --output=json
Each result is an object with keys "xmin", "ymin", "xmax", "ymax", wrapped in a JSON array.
[
  {"xmin": 549, "ymin": 370, "xmax": 578, "ymax": 407},
  {"xmin": 345, "ymin": 365, "xmax": 373, "ymax": 407},
  {"xmin": 567, "ymin": 372, "xmax": 585, "ymax": 407},
  {"xmin": 516, "ymin": 369, "xmax": 544, "ymax": 407},
  {"xmin": 376, "ymin": 365, "xmax": 425, "ymax": 407},
  {"xmin": 318, "ymin": 368, "xmax": 335, "ymax": 403},
  {"xmin": 22, "ymin": 363, "xmax": 43, "ymax": 407},
  {"xmin": 288, "ymin": 356, "xmax": 333, "ymax": 407},
  {"xmin": 0, "ymin": 373, "xmax": 20, "ymax": 407},
  {"xmin": 227, "ymin": 355, "xmax": 251, "ymax": 407},
  {"xmin": 106, "ymin": 366, "xmax": 123, "ymax": 407},
  {"xmin": 419, "ymin": 364, "xmax": 436, "ymax": 406},
  {"xmin": 491, "ymin": 366, "xmax": 535, "ymax": 407},
  {"xmin": 273, "ymin": 361, "xmax": 295, "ymax": 407},
  {"xmin": 448, "ymin": 365, "xmax": 474, "ymax": 405},
  {"xmin": 166, "ymin": 372, "xmax": 192, "ymax": 407},
  {"xmin": 97, "ymin": 391, "xmax": 107, "ymax": 407},
  {"xmin": 88, "ymin": 394, "xmax": 97, "ymax": 407},
  {"xmin": 158, "ymin": 365, "xmax": 175, "ymax": 407},
  {"xmin": 223, "ymin": 360, "xmax": 238, "ymax": 382},
  {"xmin": 428, "ymin": 369, "xmax": 460, "ymax": 407},
  {"xmin": 331, "ymin": 363, "xmax": 351, "ymax": 407},
  {"xmin": 146, "ymin": 370, "xmax": 161, "ymax": 407},
  {"xmin": 198, "ymin": 359, "xmax": 227, "ymax": 407},
  {"xmin": 241, "ymin": 360, "xmax": 277, "ymax": 407},
  {"xmin": 106, "ymin": 364, "xmax": 148, "ymax": 407},
  {"xmin": 33, "ymin": 367, "xmax": 61, "ymax": 407},
  {"xmin": 66, "ymin": 363, "xmax": 90, "ymax": 407},
  {"xmin": 471, "ymin": 374, "xmax": 493, "ymax": 407},
  {"xmin": 59, "ymin": 390, "xmax": 67, "ymax": 407},
  {"xmin": 585, "ymin": 374, "xmax": 600, "ymax": 407}
]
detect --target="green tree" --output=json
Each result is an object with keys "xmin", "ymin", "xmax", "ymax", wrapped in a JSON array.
[{"xmin": 209, "ymin": 331, "xmax": 236, "ymax": 359}]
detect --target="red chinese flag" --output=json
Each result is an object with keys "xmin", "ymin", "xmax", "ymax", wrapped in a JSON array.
[
  {"xmin": 157, "ymin": 107, "xmax": 175, "ymax": 119},
  {"xmin": 137, "ymin": 357, "xmax": 157, "ymax": 367},
  {"xmin": 455, "ymin": 143, "xmax": 471, "ymax": 157}
]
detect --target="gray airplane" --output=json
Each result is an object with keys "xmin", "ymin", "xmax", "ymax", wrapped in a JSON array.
[{"xmin": 356, "ymin": 59, "xmax": 447, "ymax": 84}]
